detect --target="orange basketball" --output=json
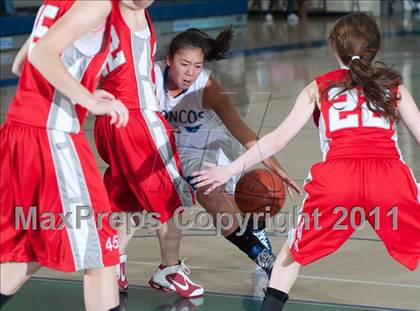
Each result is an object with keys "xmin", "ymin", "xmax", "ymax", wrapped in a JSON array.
[{"xmin": 234, "ymin": 169, "xmax": 285, "ymax": 216}]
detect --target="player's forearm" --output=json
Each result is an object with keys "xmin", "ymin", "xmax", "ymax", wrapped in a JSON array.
[
  {"xmin": 237, "ymin": 130, "xmax": 284, "ymax": 172},
  {"xmin": 228, "ymin": 130, "xmax": 284, "ymax": 176},
  {"xmin": 28, "ymin": 48, "xmax": 97, "ymax": 110},
  {"xmin": 228, "ymin": 97, "xmax": 312, "ymax": 176}
]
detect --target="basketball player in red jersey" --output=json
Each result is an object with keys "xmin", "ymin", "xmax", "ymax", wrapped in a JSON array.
[
  {"xmin": 94, "ymin": 1, "xmax": 203, "ymax": 298},
  {"xmin": 0, "ymin": 1, "xmax": 131, "ymax": 310},
  {"xmin": 192, "ymin": 13, "xmax": 420, "ymax": 310}
]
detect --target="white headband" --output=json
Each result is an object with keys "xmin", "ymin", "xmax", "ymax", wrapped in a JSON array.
[{"xmin": 351, "ymin": 55, "xmax": 360, "ymax": 61}]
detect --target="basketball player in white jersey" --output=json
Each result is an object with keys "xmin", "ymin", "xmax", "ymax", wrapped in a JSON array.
[{"xmin": 155, "ymin": 28, "xmax": 302, "ymax": 276}]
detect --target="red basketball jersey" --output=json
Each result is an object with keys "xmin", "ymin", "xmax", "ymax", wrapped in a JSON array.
[
  {"xmin": 314, "ymin": 69, "xmax": 401, "ymax": 161},
  {"xmin": 6, "ymin": 0, "xmax": 112, "ymax": 133},
  {"xmin": 101, "ymin": 2, "xmax": 158, "ymax": 111}
]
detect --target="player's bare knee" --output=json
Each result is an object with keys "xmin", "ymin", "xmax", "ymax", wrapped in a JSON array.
[
  {"xmin": 84, "ymin": 266, "xmax": 115, "ymax": 278},
  {"xmin": 166, "ymin": 218, "xmax": 181, "ymax": 236},
  {"xmin": 280, "ymin": 247, "xmax": 297, "ymax": 267},
  {"xmin": 0, "ymin": 274, "xmax": 30, "ymax": 295}
]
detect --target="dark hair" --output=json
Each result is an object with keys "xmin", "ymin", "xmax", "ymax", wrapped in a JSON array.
[
  {"xmin": 168, "ymin": 27, "xmax": 234, "ymax": 62},
  {"xmin": 325, "ymin": 12, "xmax": 402, "ymax": 120}
]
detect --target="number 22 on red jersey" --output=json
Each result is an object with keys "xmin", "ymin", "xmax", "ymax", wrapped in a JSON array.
[{"xmin": 327, "ymin": 88, "xmax": 391, "ymax": 132}]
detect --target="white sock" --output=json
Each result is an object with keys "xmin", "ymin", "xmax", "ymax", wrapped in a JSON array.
[
  {"xmin": 120, "ymin": 254, "xmax": 127, "ymax": 263},
  {"xmin": 116, "ymin": 254, "xmax": 127, "ymax": 278}
]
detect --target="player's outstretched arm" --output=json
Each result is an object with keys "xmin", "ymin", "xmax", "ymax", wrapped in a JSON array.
[
  {"xmin": 202, "ymin": 75, "xmax": 256, "ymax": 146},
  {"xmin": 398, "ymin": 85, "xmax": 420, "ymax": 145},
  {"xmin": 204, "ymin": 75, "xmax": 303, "ymax": 197},
  {"xmin": 192, "ymin": 81, "xmax": 317, "ymax": 193}
]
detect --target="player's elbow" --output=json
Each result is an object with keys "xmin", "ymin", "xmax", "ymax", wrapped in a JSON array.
[
  {"xmin": 28, "ymin": 43, "xmax": 52, "ymax": 72},
  {"xmin": 28, "ymin": 46, "xmax": 42, "ymax": 70},
  {"xmin": 11, "ymin": 62, "xmax": 22, "ymax": 76}
]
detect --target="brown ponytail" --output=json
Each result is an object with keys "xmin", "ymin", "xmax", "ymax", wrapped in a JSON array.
[
  {"xmin": 325, "ymin": 12, "xmax": 402, "ymax": 120},
  {"xmin": 168, "ymin": 27, "xmax": 234, "ymax": 62}
]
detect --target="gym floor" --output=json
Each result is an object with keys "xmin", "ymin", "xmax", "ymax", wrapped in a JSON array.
[{"xmin": 1, "ymin": 13, "xmax": 419, "ymax": 311}]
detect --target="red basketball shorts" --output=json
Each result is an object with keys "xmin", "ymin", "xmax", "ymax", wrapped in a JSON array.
[
  {"xmin": 94, "ymin": 110, "xmax": 194, "ymax": 224},
  {"xmin": 0, "ymin": 120, "xmax": 119, "ymax": 272},
  {"xmin": 288, "ymin": 157, "xmax": 420, "ymax": 271}
]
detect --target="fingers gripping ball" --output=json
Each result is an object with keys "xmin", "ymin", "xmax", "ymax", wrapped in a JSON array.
[{"xmin": 234, "ymin": 169, "xmax": 285, "ymax": 216}]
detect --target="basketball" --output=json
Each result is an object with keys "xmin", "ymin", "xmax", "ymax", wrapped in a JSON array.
[{"xmin": 234, "ymin": 169, "xmax": 286, "ymax": 216}]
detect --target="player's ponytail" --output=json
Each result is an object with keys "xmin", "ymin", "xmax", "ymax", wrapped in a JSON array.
[
  {"xmin": 168, "ymin": 27, "xmax": 233, "ymax": 62},
  {"xmin": 325, "ymin": 12, "xmax": 402, "ymax": 120},
  {"xmin": 203, "ymin": 27, "xmax": 234, "ymax": 61}
]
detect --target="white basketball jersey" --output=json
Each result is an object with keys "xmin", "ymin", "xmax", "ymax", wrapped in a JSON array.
[{"xmin": 155, "ymin": 63, "xmax": 226, "ymax": 148}]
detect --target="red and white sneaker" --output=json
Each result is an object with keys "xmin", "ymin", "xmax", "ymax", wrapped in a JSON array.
[
  {"xmin": 149, "ymin": 259, "xmax": 204, "ymax": 298},
  {"xmin": 116, "ymin": 254, "xmax": 128, "ymax": 292}
]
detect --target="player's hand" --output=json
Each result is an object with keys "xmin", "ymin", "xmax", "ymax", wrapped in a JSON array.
[
  {"xmin": 262, "ymin": 156, "xmax": 303, "ymax": 199},
  {"xmin": 89, "ymin": 99, "xmax": 129, "ymax": 128},
  {"xmin": 94, "ymin": 89, "xmax": 116, "ymax": 101},
  {"xmin": 191, "ymin": 162, "xmax": 233, "ymax": 195},
  {"xmin": 272, "ymin": 167, "xmax": 303, "ymax": 199}
]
